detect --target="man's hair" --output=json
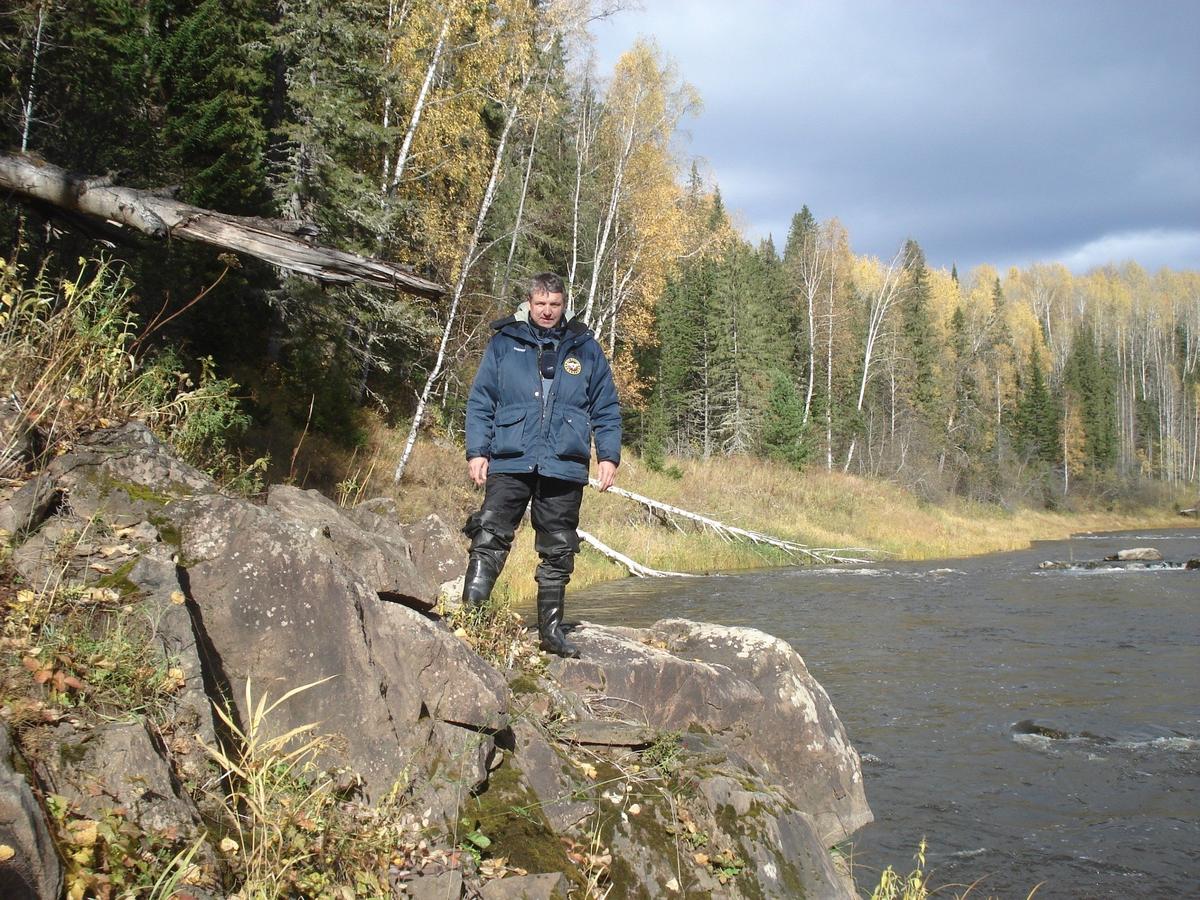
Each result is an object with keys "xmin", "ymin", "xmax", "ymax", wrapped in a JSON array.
[{"xmin": 528, "ymin": 272, "xmax": 565, "ymax": 298}]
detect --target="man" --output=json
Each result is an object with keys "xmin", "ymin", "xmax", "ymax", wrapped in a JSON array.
[{"xmin": 462, "ymin": 273, "xmax": 621, "ymax": 658}]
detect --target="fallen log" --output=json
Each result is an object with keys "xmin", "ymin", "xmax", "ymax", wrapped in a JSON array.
[
  {"xmin": 0, "ymin": 153, "xmax": 444, "ymax": 298},
  {"xmin": 577, "ymin": 529, "xmax": 694, "ymax": 578},
  {"xmin": 590, "ymin": 480, "xmax": 873, "ymax": 565}
]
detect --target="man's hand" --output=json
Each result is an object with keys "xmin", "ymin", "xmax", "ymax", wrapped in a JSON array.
[
  {"xmin": 596, "ymin": 460, "xmax": 617, "ymax": 492},
  {"xmin": 468, "ymin": 456, "xmax": 489, "ymax": 486}
]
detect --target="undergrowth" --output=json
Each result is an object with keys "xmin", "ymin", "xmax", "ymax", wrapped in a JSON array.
[{"xmin": 0, "ymin": 253, "xmax": 265, "ymax": 493}]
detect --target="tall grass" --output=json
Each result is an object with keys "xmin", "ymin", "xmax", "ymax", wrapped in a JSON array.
[
  {"xmin": 369, "ymin": 436, "xmax": 1187, "ymax": 606},
  {"xmin": 0, "ymin": 254, "xmax": 264, "ymax": 490}
]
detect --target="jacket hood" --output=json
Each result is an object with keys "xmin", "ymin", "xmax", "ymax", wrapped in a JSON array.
[{"xmin": 491, "ymin": 301, "xmax": 589, "ymax": 340}]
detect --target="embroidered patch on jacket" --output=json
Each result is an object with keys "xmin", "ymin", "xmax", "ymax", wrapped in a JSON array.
[{"xmin": 563, "ymin": 357, "xmax": 582, "ymax": 375}]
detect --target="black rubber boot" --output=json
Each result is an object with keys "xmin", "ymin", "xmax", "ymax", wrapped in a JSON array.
[
  {"xmin": 537, "ymin": 585, "xmax": 580, "ymax": 658},
  {"xmin": 461, "ymin": 557, "xmax": 499, "ymax": 609},
  {"xmin": 461, "ymin": 510, "xmax": 515, "ymax": 610}
]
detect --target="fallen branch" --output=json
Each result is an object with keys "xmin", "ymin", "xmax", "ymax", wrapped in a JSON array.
[
  {"xmin": 0, "ymin": 153, "xmax": 444, "ymax": 298},
  {"xmin": 577, "ymin": 530, "xmax": 694, "ymax": 578},
  {"xmin": 589, "ymin": 481, "xmax": 874, "ymax": 565}
]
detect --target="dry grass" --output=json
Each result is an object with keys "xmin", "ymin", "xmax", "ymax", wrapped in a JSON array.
[{"xmin": 335, "ymin": 423, "xmax": 1188, "ymax": 606}]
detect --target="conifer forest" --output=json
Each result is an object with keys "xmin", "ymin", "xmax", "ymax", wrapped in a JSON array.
[{"xmin": 3, "ymin": 0, "xmax": 1198, "ymax": 505}]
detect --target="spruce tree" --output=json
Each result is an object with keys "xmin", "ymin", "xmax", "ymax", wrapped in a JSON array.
[
  {"xmin": 760, "ymin": 371, "xmax": 809, "ymax": 469},
  {"xmin": 901, "ymin": 238, "xmax": 939, "ymax": 419},
  {"xmin": 158, "ymin": 0, "xmax": 271, "ymax": 214},
  {"xmin": 1062, "ymin": 327, "xmax": 1118, "ymax": 469},
  {"xmin": 1014, "ymin": 345, "xmax": 1058, "ymax": 462}
]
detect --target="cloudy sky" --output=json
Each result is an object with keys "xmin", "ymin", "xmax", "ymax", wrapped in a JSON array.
[{"xmin": 591, "ymin": 0, "xmax": 1200, "ymax": 274}]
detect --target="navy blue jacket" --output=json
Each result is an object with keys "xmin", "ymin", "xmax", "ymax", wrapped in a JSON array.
[{"xmin": 465, "ymin": 306, "xmax": 622, "ymax": 484}]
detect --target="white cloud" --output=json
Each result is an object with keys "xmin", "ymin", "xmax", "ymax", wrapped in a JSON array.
[{"xmin": 1050, "ymin": 230, "xmax": 1200, "ymax": 273}]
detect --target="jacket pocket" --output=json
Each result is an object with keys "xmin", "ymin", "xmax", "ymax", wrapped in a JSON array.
[
  {"xmin": 492, "ymin": 408, "xmax": 527, "ymax": 456},
  {"xmin": 555, "ymin": 412, "xmax": 591, "ymax": 460}
]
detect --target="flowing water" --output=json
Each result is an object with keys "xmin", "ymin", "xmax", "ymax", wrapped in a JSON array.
[{"xmin": 572, "ymin": 528, "xmax": 1200, "ymax": 898}]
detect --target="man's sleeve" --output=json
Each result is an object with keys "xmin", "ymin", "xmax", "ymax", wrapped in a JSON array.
[
  {"xmin": 465, "ymin": 340, "xmax": 500, "ymax": 459},
  {"xmin": 587, "ymin": 344, "xmax": 622, "ymax": 466}
]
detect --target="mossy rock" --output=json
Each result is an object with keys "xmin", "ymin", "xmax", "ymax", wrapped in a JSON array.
[{"xmin": 465, "ymin": 757, "xmax": 583, "ymax": 886}]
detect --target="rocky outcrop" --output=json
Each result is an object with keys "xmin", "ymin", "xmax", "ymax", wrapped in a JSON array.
[
  {"xmin": 31, "ymin": 721, "xmax": 203, "ymax": 838},
  {"xmin": 0, "ymin": 423, "xmax": 871, "ymax": 897},
  {"xmin": 0, "ymin": 726, "xmax": 62, "ymax": 900},
  {"xmin": 549, "ymin": 620, "xmax": 871, "ymax": 846},
  {"xmin": 266, "ymin": 484, "xmax": 437, "ymax": 606},
  {"xmin": 178, "ymin": 491, "xmax": 508, "ymax": 808}
]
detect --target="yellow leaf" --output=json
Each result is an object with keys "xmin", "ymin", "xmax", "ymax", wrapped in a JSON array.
[
  {"xmin": 693, "ymin": 852, "xmax": 709, "ymax": 867},
  {"xmin": 219, "ymin": 836, "xmax": 239, "ymax": 853},
  {"xmin": 69, "ymin": 819, "xmax": 99, "ymax": 846},
  {"xmin": 170, "ymin": 590, "xmax": 186, "ymax": 605},
  {"xmin": 0, "ymin": 844, "xmax": 14, "ymax": 861},
  {"xmin": 16, "ymin": 589, "xmax": 35, "ymax": 605}
]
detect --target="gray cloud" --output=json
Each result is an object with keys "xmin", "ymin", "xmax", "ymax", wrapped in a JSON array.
[{"xmin": 593, "ymin": 0, "xmax": 1200, "ymax": 272}]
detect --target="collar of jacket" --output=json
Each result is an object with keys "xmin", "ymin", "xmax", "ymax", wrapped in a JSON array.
[{"xmin": 491, "ymin": 303, "xmax": 590, "ymax": 348}]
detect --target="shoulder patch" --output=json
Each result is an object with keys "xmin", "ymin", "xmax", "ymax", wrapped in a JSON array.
[{"xmin": 563, "ymin": 357, "xmax": 582, "ymax": 375}]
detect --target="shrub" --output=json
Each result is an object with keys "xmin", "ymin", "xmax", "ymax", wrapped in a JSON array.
[{"xmin": 0, "ymin": 254, "xmax": 265, "ymax": 491}]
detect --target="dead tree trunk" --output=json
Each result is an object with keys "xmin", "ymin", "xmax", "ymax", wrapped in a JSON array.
[{"xmin": 0, "ymin": 154, "xmax": 444, "ymax": 297}]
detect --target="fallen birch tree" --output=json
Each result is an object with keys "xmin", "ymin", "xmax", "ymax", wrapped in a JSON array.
[
  {"xmin": 589, "ymin": 480, "xmax": 874, "ymax": 565},
  {"xmin": 577, "ymin": 529, "xmax": 694, "ymax": 578},
  {"xmin": 0, "ymin": 153, "xmax": 444, "ymax": 298}
]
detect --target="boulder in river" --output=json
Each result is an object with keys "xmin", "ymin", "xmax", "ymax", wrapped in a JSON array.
[{"xmin": 1105, "ymin": 547, "xmax": 1163, "ymax": 561}]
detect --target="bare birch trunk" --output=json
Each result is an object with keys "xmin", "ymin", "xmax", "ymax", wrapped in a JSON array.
[
  {"xmin": 803, "ymin": 278, "xmax": 816, "ymax": 425},
  {"xmin": 394, "ymin": 62, "xmax": 533, "ymax": 482},
  {"xmin": 826, "ymin": 273, "xmax": 834, "ymax": 472},
  {"xmin": 566, "ymin": 84, "xmax": 591, "ymax": 315},
  {"xmin": 388, "ymin": 3, "xmax": 453, "ymax": 191},
  {"xmin": 19, "ymin": 3, "xmax": 47, "ymax": 152},
  {"xmin": 844, "ymin": 249, "xmax": 905, "ymax": 470},
  {"xmin": 582, "ymin": 90, "xmax": 641, "ymax": 324},
  {"xmin": 498, "ymin": 69, "xmax": 551, "ymax": 302}
]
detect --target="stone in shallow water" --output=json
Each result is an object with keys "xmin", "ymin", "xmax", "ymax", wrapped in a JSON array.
[{"xmin": 1105, "ymin": 547, "xmax": 1163, "ymax": 561}]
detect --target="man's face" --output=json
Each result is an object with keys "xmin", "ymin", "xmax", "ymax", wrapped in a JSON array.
[{"xmin": 530, "ymin": 290, "xmax": 565, "ymax": 329}]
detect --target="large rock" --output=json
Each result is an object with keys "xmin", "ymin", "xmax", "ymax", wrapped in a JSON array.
[
  {"xmin": 126, "ymin": 554, "xmax": 218, "ymax": 777},
  {"xmin": 266, "ymin": 485, "xmax": 436, "ymax": 606},
  {"xmin": 177, "ymin": 493, "xmax": 508, "ymax": 802},
  {"xmin": 346, "ymin": 503, "xmax": 466, "ymax": 599},
  {"xmin": 0, "ymin": 421, "xmax": 215, "ymax": 538},
  {"xmin": 549, "ymin": 619, "xmax": 871, "ymax": 846},
  {"xmin": 0, "ymin": 726, "xmax": 63, "ymax": 900},
  {"xmin": 30, "ymin": 721, "xmax": 202, "ymax": 838},
  {"xmin": 480, "ymin": 873, "xmax": 569, "ymax": 899},
  {"xmin": 395, "ymin": 512, "xmax": 468, "ymax": 586}
]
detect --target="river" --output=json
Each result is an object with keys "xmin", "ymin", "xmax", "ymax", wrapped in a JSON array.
[{"xmin": 571, "ymin": 528, "xmax": 1200, "ymax": 898}]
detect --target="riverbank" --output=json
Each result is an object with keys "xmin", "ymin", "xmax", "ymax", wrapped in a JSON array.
[{"xmin": 319, "ymin": 417, "xmax": 1192, "ymax": 605}]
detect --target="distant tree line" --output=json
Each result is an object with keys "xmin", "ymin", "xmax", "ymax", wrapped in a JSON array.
[{"xmin": 2, "ymin": 1, "xmax": 1196, "ymax": 500}]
